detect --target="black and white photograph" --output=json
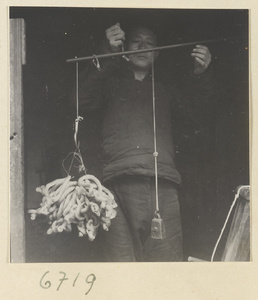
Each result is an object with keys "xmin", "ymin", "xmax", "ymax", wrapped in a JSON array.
[{"xmin": 9, "ymin": 7, "xmax": 250, "ymax": 265}]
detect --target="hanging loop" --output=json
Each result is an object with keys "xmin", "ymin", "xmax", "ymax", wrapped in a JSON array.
[
  {"xmin": 92, "ymin": 54, "xmax": 101, "ymax": 70},
  {"xmin": 154, "ymin": 211, "xmax": 161, "ymax": 219}
]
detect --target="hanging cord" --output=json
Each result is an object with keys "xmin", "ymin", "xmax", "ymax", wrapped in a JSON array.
[
  {"xmin": 150, "ymin": 53, "xmax": 166, "ymax": 239},
  {"xmin": 210, "ymin": 185, "xmax": 250, "ymax": 262},
  {"xmin": 151, "ymin": 54, "xmax": 160, "ymax": 218},
  {"xmin": 63, "ymin": 61, "xmax": 86, "ymax": 176},
  {"xmin": 74, "ymin": 62, "xmax": 84, "ymax": 149}
]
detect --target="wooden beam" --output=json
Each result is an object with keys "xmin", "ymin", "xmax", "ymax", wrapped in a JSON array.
[{"xmin": 10, "ymin": 18, "xmax": 26, "ymax": 263}]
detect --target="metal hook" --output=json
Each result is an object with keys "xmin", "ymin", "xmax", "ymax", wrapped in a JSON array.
[{"xmin": 74, "ymin": 116, "xmax": 83, "ymax": 149}]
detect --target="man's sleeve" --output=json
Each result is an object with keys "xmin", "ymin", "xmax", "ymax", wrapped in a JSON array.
[
  {"xmin": 71, "ymin": 58, "xmax": 119, "ymax": 112},
  {"xmin": 171, "ymin": 66, "xmax": 218, "ymax": 132},
  {"xmin": 169, "ymin": 66, "xmax": 219, "ymax": 152},
  {"xmin": 187, "ymin": 66, "xmax": 219, "ymax": 128}
]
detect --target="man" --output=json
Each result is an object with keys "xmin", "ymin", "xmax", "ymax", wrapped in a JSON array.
[{"xmin": 75, "ymin": 23, "xmax": 215, "ymax": 262}]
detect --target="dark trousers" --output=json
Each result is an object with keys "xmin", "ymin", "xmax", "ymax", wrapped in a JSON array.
[{"xmin": 100, "ymin": 176, "xmax": 183, "ymax": 262}]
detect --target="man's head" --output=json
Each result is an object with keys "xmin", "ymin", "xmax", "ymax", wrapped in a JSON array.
[{"xmin": 125, "ymin": 26, "xmax": 159, "ymax": 71}]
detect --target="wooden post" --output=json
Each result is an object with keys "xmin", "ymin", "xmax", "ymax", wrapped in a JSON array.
[{"xmin": 10, "ymin": 18, "xmax": 26, "ymax": 263}]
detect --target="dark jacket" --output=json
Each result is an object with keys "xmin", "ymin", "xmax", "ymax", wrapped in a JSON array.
[{"xmin": 75, "ymin": 58, "xmax": 217, "ymax": 184}]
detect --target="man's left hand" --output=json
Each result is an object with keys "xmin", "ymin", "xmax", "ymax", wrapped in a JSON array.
[{"xmin": 191, "ymin": 45, "xmax": 212, "ymax": 75}]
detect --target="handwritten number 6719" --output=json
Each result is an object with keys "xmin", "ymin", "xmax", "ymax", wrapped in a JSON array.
[{"xmin": 40, "ymin": 271, "xmax": 96, "ymax": 295}]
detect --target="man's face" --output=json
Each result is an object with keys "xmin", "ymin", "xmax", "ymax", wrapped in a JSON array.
[{"xmin": 126, "ymin": 27, "xmax": 158, "ymax": 71}]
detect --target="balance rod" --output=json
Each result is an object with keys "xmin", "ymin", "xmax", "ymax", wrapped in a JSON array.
[{"xmin": 66, "ymin": 37, "xmax": 231, "ymax": 64}]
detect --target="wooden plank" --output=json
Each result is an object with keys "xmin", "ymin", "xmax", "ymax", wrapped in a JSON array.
[
  {"xmin": 188, "ymin": 256, "xmax": 207, "ymax": 262},
  {"xmin": 222, "ymin": 198, "xmax": 250, "ymax": 261},
  {"xmin": 10, "ymin": 18, "xmax": 26, "ymax": 263}
]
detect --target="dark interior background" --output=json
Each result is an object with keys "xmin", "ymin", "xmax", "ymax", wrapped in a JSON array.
[{"xmin": 10, "ymin": 7, "xmax": 249, "ymax": 262}]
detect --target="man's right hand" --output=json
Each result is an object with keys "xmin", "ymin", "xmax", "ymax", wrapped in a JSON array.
[{"xmin": 105, "ymin": 23, "xmax": 125, "ymax": 53}]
